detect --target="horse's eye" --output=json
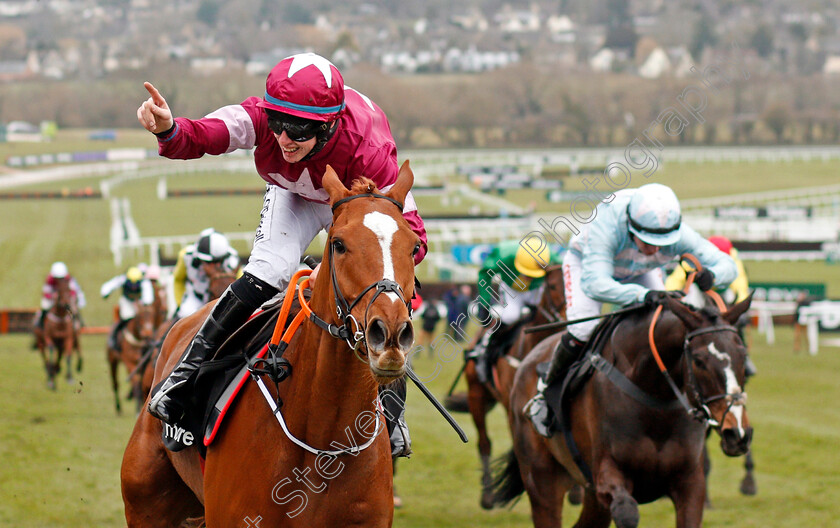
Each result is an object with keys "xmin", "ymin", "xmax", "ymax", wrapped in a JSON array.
[
  {"xmin": 412, "ymin": 243, "xmax": 420, "ymax": 256},
  {"xmin": 332, "ymin": 239, "xmax": 346, "ymax": 254}
]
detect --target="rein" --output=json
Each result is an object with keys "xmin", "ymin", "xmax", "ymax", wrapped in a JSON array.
[
  {"xmin": 647, "ymin": 306, "xmax": 739, "ymax": 426},
  {"xmin": 641, "ymin": 253, "xmax": 740, "ymax": 426},
  {"xmin": 250, "ymin": 268, "xmax": 385, "ymax": 457}
]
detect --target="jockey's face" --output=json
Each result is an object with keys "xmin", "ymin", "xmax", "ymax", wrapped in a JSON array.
[
  {"xmin": 273, "ymin": 131, "xmax": 318, "ymax": 163},
  {"xmin": 632, "ymin": 235, "xmax": 661, "ymax": 256}
]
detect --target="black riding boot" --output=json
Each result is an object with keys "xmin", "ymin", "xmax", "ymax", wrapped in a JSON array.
[
  {"xmin": 475, "ymin": 322, "xmax": 513, "ymax": 385},
  {"xmin": 108, "ymin": 319, "xmax": 129, "ymax": 352},
  {"xmin": 148, "ymin": 273, "xmax": 277, "ymax": 424},
  {"xmin": 381, "ymin": 377, "xmax": 411, "ymax": 458},
  {"xmin": 528, "ymin": 333, "xmax": 586, "ymax": 438},
  {"xmin": 543, "ymin": 332, "xmax": 586, "ymax": 387}
]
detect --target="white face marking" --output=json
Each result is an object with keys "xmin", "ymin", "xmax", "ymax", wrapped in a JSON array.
[
  {"xmin": 363, "ymin": 211, "xmax": 400, "ymax": 302},
  {"xmin": 707, "ymin": 342, "xmax": 746, "ymax": 435}
]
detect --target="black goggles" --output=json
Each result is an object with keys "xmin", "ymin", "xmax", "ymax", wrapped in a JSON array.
[{"xmin": 266, "ymin": 114, "xmax": 326, "ymax": 142}]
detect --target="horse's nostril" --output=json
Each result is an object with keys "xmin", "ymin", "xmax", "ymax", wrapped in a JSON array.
[
  {"xmin": 397, "ymin": 321, "xmax": 414, "ymax": 350},
  {"xmin": 366, "ymin": 319, "xmax": 387, "ymax": 350}
]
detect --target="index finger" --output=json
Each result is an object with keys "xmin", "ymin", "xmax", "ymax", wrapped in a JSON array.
[{"xmin": 143, "ymin": 82, "xmax": 165, "ymax": 106}]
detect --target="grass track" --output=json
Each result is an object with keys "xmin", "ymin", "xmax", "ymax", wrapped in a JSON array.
[
  {"xmin": 1, "ymin": 326, "xmax": 840, "ymax": 526},
  {"xmin": 3, "ymin": 136, "xmax": 840, "ymax": 526}
]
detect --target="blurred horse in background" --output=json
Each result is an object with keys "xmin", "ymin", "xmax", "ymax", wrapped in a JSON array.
[
  {"xmin": 36, "ymin": 278, "xmax": 80, "ymax": 390},
  {"xmin": 449, "ymin": 264, "xmax": 566, "ymax": 509},
  {"xmin": 138, "ymin": 261, "xmax": 238, "ymax": 405},
  {"xmin": 106, "ymin": 301, "xmax": 156, "ymax": 414}
]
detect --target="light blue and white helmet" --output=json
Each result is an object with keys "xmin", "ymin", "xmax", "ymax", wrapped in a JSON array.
[{"xmin": 626, "ymin": 183, "xmax": 682, "ymax": 246}]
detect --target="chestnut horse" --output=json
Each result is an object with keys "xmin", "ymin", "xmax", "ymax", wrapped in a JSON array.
[
  {"xmin": 36, "ymin": 279, "xmax": 80, "ymax": 390},
  {"xmin": 459, "ymin": 264, "xmax": 566, "ymax": 509},
  {"xmin": 121, "ymin": 162, "xmax": 418, "ymax": 527},
  {"xmin": 493, "ymin": 294, "xmax": 753, "ymax": 528},
  {"xmin": 107, "ymin": 301, "xmax": 157, "ymax": 414}
]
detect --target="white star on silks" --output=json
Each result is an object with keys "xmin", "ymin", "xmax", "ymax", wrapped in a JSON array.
[{"xmin": 287, "ymin": 53, "xmax": 335, "ymax": 87}]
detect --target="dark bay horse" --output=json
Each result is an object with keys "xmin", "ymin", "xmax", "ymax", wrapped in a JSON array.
[
  {"xmin": 459, "ymin": 264, "xmax": 566, "ymax": 508},
  {"xmin": 36, "ymin": 279, "xmax": 80, "ymax": 390},
  {"xmin": 107, "ymin": 301, "xmax": 156, "ymax": 414},
  {"xmin": 121, "ymin": 162, "xmax": 419, "ymax": 527},
  {"xmin": 493, "ymin": 294, "xmax": 753, "ymax": 528}
]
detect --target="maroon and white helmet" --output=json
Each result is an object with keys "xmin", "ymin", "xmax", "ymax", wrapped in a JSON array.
[
  {"xmin": 50, "ymin": 261, "xmax": 69, "ymax": 279},
  {"xmin": 256, "ymin": 53, "xmax": 345, "ymax": 122}
]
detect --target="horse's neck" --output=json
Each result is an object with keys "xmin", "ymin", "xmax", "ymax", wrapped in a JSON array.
[
  {"xmin": 51, "ymin": 303, "xmax": 71, "ymax": 319},
  {"xmin": 611, "ymin": 313, "xmax": 687, "ymax": 395}
]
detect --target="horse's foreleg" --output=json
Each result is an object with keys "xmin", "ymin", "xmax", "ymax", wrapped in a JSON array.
[
  {"xmin": 510, "ymin": 415, "xmax": 568, "ymax": 528},
  {"xmin": 122, "ymin": 412, "xmax": 203, "ymax": 527},
  {"xmin": 63, "ymin": 339, "xmax": 74, "ymax": 383},
  {"xmin": 574, "ymin": 487, "xmax": 612, "ymax": 528},
  {"xmin": 74, "ymin": 333, "xmax": 83, "ymax": 373},
  {"xmin": 670, "ymin": 466, "xmax": 706, "ymax": 528},
  {"xmin": 44, "ymin": 342, "xmax": 57, "ymax": 390},
  {"xmin": 108, "ymin": 351, "xmax": 122, "ymax": 415},
  {"xmin": 739, "ymin": 449, "xmax": 757, "ymax": 495},
  {"xmin": 702, "ymin": 442, "xmax": 712, "ymax": 508},
  {"xmin": 466, "ymin": 362, "xmax": 495, "ymax": 509},
  {"xmin": 594, "ymin": 460, "xmax": 639, "ymax": 528}
]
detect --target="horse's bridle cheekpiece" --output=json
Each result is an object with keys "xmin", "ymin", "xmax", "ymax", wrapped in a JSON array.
[{"xmin": 319, "ymin": 192, "xmax": 410, "ymax": 352}]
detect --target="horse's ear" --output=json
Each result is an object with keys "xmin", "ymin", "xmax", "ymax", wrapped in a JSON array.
[
  {"xmin": 323, "ymin": 165, "xmax": 350, "ymax": 206},
  {"xmin": 723, "ymin": 291, "xmax": 754, "ymax": 326},
  {"xmin": 663, "ymin": 295, "xmax": 704, "ymax": 331},
  {"xmin": 386, "ymin": 160, "xmax": 414, "ymax": 208}
]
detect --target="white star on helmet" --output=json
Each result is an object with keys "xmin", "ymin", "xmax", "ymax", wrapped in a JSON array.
[{"xmin": 287, "ymin": 53, "xmax": 335, "ymax": 88}]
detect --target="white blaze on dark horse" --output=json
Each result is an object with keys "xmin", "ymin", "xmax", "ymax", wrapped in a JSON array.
[{"xmin": 492, "ymin": 293, "xmax": 753, "ymax": 528}]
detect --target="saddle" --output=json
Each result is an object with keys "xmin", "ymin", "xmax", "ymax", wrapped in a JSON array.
[
  {"xmin": 538, "ymin": 311, "xmax": 626, "ymax": 436},
  {"xmin": 161, "ymin": 294, "xmax": 305, "ymax": 456}
]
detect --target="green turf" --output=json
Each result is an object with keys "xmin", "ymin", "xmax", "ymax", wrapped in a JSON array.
[
  {"xmin": 3, "ymin": 135, "xmax": 840, "ymax": 526},
  {"xmin": 2, "ymin": 325, "xmax": 839, "ymax": 527}
]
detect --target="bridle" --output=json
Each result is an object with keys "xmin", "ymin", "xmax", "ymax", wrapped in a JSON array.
[
  {"xmin": 679, "ymin": 324, "xmax": 746, "ymax": 429},
  {"xmin": 311, "ymin": 192, "xmax": 412, "ymax": 354},
  {"xmin": 247, "ymin": 191, "xmax": 414, "ymax": 457}
]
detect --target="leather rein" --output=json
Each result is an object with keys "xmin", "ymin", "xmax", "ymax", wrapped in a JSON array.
[{"xmin": 646, "ymin": 253, "xmax": 745, "ymax": 429}]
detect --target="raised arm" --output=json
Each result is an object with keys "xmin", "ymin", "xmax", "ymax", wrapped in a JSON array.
[{"xmin": 137, "ymin": 82, "xmax": 174, "ymax": 134}]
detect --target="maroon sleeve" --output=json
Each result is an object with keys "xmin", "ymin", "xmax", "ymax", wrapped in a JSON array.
[
  {"xmin": 347, "ymin": 143, "xmax": 428, "ymax": 264},
  {"xmin": 156, "ymin": 117, "xmax": 233, "ymax": 160},
  {"xmin": 404, "ymin": 209, "xmax": 428, "ymax": 264}
]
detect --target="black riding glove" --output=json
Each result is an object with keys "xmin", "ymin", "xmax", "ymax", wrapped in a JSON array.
[
  {"xmin": 695, "ymin": 269, "xmax": 715, "ymax": 291},
  {"xmin": 644, "ymin": 290, "xmax": 685, "ymax": 307}
]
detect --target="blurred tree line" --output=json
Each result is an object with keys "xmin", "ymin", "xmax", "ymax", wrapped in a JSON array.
[{"xmin": 1, "ymin": 61, "xmax": 838, "ymax": 148}]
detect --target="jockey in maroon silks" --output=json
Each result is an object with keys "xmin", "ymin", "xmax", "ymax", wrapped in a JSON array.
[
  {"xmin": 36, "ymin": 261, "xmax": 86, "ymax": 331},
  {"xmin": 139, "ymin": 53, "xmax": 426, "ymax": 457}
]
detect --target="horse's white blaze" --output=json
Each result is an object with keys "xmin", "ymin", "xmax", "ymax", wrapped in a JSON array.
[
  {"xmin": 707, "ymin": 342, "xmax": 747, "ymax": 434},
  {"xmin": 363, "ymin": 211, "xmax": 400, "ymax": 303}
]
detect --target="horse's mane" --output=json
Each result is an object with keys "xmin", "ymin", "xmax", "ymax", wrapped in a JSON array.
[
  {"xmin": 349, "ymin": 178, "xmax": 379, "ymax": 195},
  {"xmin": 697, "ymin": 306, "xmax": 720, "ymax": 321}
]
